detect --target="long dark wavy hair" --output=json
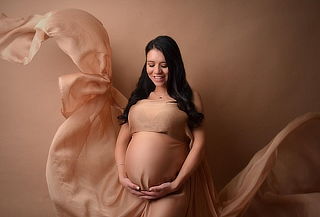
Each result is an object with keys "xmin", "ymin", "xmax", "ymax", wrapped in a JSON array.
[{"xmin": 118, "ymin": 35, "xmax": 204, "ymax": 129}]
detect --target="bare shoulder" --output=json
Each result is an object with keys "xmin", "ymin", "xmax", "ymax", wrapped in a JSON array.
[
  {"xmin": 119, "ymin": 122, "xmax": 130, "ymax": 135},
  {"xmin": 120, "ymin": 122, "xmax": 129, "ymax": 129},
  {"xmin": 192, "ymin": 89, "xmax": 203, "ymax": 113}
]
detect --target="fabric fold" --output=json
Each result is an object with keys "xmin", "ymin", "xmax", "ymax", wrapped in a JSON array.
[
  {"xmin": 218, "ymin": 112, "xmax": 320, "ymax": 217},
  {"xmin": 1, "ymin": 8, "xmax": 319, "ymax": 217}
]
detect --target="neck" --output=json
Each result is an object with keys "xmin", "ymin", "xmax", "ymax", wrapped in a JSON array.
[{"xmin": 154, "ymin": 86, "xmax": 167, "ymax": 95}]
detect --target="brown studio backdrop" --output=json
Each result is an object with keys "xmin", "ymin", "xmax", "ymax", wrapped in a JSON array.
[{"xmin": 1, "ymin": 0, "xmax": 320, "ymax": 216}]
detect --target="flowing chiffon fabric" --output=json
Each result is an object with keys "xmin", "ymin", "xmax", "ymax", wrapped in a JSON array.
[{"xmin": 0, "ymin": 9, "xmax": 319, "ymax": 217}]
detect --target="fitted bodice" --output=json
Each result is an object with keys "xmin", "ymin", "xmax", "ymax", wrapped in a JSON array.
[{"xmin": 128, "ymin": 99, "xmax": 191, "ymax": 144}]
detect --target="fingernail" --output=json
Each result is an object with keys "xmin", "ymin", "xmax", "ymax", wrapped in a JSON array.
[{"xmin": 136, "ymin": 186, "xmax": 140, "ymax": 191}]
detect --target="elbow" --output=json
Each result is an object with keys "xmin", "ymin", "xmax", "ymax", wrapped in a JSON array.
[
  {"xmin": 191, "ymin": 141, "xmax": 206, "ymax": 160},
  {"xmin": 199, "ymin": 144, "xmax": 206, "ymax": 160}
]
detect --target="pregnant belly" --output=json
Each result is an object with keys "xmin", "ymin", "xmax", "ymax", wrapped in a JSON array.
[{"xmin": 125, "ymin": 132, "xmax": 189, "ymax": 190}]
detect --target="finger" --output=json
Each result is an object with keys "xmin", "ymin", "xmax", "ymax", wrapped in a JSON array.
[
  {"xmin": 131, "ymin": 191, "xmax": 145, "ymax": 197},
  {"xmin": 128, "ymin": 189, "xmax": 146, "ymax": 196},
  {"xmin": 139, "ymin": 195, "xmax": 157, "ymax": 200},
  {"xmin": 123, "ymin": 178, "xmax": 141, "ymax": 190},
  {"xmin": 127, "ymin": 183, "xmax": 141, "ymax": 191},
  {"xmin": 141, "ymin": 190, "xmax": 162, "ymax": 197},
  {"xmin": 148, "ymin": 186, "xmax": 161, "ymax": 192},
  {"xmin": 149, "ymin": 182, "xmax": 170, "ymax": 191}
]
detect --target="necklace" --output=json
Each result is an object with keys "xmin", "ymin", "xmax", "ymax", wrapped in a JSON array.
[{"xmin": 153, "ymin": 91, "xmax": 168, "ymax": 99}]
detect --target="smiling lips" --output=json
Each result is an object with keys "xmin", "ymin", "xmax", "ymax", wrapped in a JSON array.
[{"xmin": 153, "ymin": 75, "xmax": 165, "ymax": 82}]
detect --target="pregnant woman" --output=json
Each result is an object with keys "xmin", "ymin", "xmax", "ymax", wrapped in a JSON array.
[
  {"xmin": 115, "ymin": 35, "xmax": 214, "ymax": 216},
  {"xmin": 2, "ymin": 9, "xmax": 319, "ymax": 217}
]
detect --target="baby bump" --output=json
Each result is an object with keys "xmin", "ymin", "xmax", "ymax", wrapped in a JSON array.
[{"xmin": 125, "ymin": 132, "xmax": 188, "ymax": 190}]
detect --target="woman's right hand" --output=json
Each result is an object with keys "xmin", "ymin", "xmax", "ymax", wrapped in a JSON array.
[{"xmin": 120, "ymin": 177, "xmax": 145, "ymax": 197}]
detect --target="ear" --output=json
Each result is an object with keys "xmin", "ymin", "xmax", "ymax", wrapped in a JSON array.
[{"xmin": 192, "ymin": 89, "xmax": 204, "ymax": 113}]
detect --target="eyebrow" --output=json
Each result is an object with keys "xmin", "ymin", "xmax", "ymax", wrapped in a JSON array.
[{"xmin": 146, "ymin": 61, "xmax": 167, "ymax": 63}]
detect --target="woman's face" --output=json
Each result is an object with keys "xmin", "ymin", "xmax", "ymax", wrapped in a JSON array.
[{"xmin": 146, "ymin": 48, "xmax": 169, "ymax": 87}]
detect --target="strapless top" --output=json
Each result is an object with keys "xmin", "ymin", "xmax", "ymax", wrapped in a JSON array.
[{"xmin": 128, "ymin": 99, "xmax": 191, "ymax": 144}]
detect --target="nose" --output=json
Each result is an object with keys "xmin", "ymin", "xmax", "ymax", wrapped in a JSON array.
[{"xmin": 154, "ymin": 65, "xmax": 162, "ymax": 74}]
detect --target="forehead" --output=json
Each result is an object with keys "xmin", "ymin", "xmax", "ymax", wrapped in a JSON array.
[{"xmin": 146, "ymin": 49, "xmax": 166, "ymax": 62}]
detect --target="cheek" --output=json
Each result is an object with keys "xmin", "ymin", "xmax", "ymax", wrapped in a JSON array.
[
  {"xmin": 146, "ymin": 69, "xmax": 154, "ymax": 81},
  {"xmin": 146, "ymin": 67, "xmax": 153, "ymax": 75},
  {"xmin": 164, "ymin": 68, "xmax": 169, "ymax": 76}
]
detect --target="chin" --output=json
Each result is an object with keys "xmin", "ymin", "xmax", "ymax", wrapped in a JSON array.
[{"xmin": 153, "ymin": 82, "xmax": 167, "ymax": 87}]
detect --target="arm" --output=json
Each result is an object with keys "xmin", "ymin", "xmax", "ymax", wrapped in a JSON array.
[
  {"xmin": 114, "ymin": 123, "xmax": 131, "ymax": 180},
  {"xmin": 115, "ymin": 123, "xmax": 145, "ymax": 196},
  {"xmin": 141, "ymin": 90, "xmax": 206, "ymax": 199},
  {"xmin": 171, "ymin": 90, "xmax": 206, "ymax": 189}
]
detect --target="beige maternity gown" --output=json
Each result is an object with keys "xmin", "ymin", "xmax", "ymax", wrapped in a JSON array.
[{"xmin": 0, "ymin": 8, "xmax": 319, "ymax": 217}]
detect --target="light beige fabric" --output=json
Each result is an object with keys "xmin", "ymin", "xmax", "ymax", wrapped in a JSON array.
[
  {"xmin": 245, "ymin": 116, "xmax": 320, "ymax": 217},
  {"xmin": 128, "ymin": 99, "xmax": 190, "ymax": 144},
  {"xmin": 0, "ymin": 9, "xmax": 319, "ymax": 217},
  {"xmin": 218, "ymin": 112, "xmax": 320, "ymax": 217}
]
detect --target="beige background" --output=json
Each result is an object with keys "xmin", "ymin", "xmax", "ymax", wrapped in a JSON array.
[{"xmin": 1, "ymin": 0, "xmax": 320, "ymax": 216}]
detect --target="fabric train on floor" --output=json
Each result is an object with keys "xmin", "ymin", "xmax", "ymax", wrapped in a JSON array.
[{"xmin": 0, "ymin": 9, "xmax": 319, "ymax": 217}]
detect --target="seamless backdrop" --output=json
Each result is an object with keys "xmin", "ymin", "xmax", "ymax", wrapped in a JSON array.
[{"xmin": 1, "ymin": 0, "xmax": 320, "ymax": 216}]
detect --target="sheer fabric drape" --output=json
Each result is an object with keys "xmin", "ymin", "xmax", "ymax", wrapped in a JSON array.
[{"xmin": 0, "ymin": 9, "xmax": 319, "ymax": 217}]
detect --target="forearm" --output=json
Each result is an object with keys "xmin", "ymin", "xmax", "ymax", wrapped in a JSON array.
[
  {"xmin": 173, "ymin": 141, "xmax": 205, "ymax": 189},
  {"xmin": 173, "ymin": 89, "xmax": 208, "ymax": 187},
  {"xmin": 115, "ymin": 144, "xmax": 127, "ymax": 179},
  {"xmin": 114, "ymin": 123, "xmax": 131, "ymax": 180}
]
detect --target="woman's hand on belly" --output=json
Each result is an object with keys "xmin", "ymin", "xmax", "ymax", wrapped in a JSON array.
[
  {"xmin": 120, "ymin": 177, "xmax": 147, "ymax": 197},
  {"xmin": 138, "ymin": 181, "xmax": 179, "ymax": 200}
]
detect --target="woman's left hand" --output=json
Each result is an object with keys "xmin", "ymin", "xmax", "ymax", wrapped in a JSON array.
[{"xmin": 139, "ymin": 181, "xmax": 180, "ymax": 200}]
